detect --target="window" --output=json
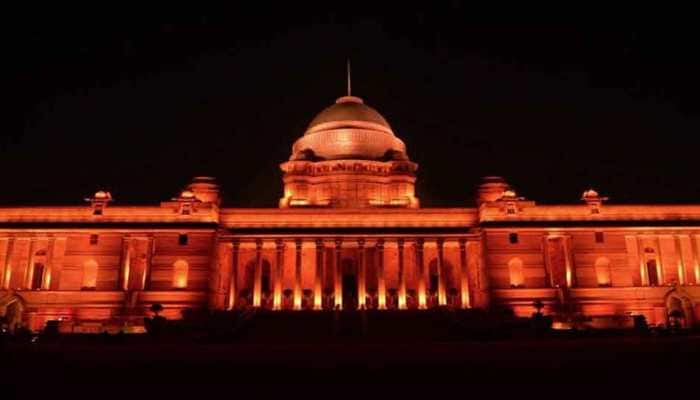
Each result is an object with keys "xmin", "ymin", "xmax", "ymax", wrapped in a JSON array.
[
  {"xmin": 595, "ymin": 232, "xmax": 604, "ymax": 243},
  {"xmin": 30, "ymin": 250, "xmax": 48, "ymax": 290},
  {"xmin": 181, "ymin": 203, "xmax": 191, "ymax": 215},
  {"xmin": 509, "ymin": 233, "xmax": 519, "ymax": 244},
  {"xmin": 89, "ymin": 234, "xmax": 99, "ymax": 245},
  {"xmin": 82, "ymin": 260, "xmax": 98, "ymax": 290},
  {"xmin": 508, "ymin": 258, "xmax": 524, "ymax": 288},
  {"xmin": 173, "ymin": 260, "xmax": 189, "ymax": 289},
  {"xmin": 178, "ymin": 234, "xmax": 188, "ymax": 246},
  {"xmin": 31, "ymin": 263, "xmax": 45, "ymax": 290},
  {"xmin": 646, "ymin": 259, "xmax": 659, "ymax": 286},
  {"xmin": 93, "ymin": 205, "xmax": 103, "ymax": 215},
  {"xmin": 594, "ymin": 257, "xmax": 612, "ymax": 286}
]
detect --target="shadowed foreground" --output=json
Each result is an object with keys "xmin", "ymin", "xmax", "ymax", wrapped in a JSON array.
[{"xmin": 3, "ymin": 334, "xmax": 699, "ymax": 384}]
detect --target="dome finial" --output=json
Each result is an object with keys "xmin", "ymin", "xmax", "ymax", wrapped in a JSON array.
[{"xmin": 347, "ymin": 58, "xmax": 352, "ymax": 97}]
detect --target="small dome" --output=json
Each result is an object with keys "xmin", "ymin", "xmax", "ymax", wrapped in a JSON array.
[{"xmin": 291, "ymin": 95, "xmax": 407, "ymax": 161}]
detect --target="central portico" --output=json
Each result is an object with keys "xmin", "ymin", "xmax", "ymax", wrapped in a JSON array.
[
  {"xmin": 210, "ymin": 89, "xmax": 484, "ymax": 312},
  {"xmin": 213, "ymin": 207, "xmax": 487, "ymax": 312}
]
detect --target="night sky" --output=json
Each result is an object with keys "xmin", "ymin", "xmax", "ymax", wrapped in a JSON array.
[{"xmin": 15, "ymin": 7, "xmax": 700, "ymax": 207}]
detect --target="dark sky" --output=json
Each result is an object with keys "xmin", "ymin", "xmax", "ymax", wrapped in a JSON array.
[{"xmin": 14, "ymin": 6, "xmax": 700, "ymax": 207}]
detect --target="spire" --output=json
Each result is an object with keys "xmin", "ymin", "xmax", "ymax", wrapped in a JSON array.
[{"xmin": 346, "ymin": 58, "xmax": 352, "ymax": 97}]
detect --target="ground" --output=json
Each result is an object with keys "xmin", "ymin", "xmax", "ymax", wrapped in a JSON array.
[{"xmin": 2, "ymin": 334, "xmax": 699, "ymax": 385}]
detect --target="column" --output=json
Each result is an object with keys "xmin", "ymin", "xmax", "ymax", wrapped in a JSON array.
[
  {"xmin": 0, "ymin": 238, "xmax": 9, "ymax": 290},
  {"xmin": 655, "ymin": 236, "xmax": 664, "ymax": 285},
  {"xmin": 692, "ymin": 234, "xmax": 700, "ymax": 284},
  {"xmin": 377, "ymin": 239, "xmax": 386, "ymax": 309},
  {"xmin": 437, "ymin": 238, "xmax": 446, "ymax": 306},
  {"xmin": 42, "ymin": 238, "xmax": 55, "ymax": 290},
  {"xmin": 274, "ymin": 239, "xmax": 284, "ymax": 310},
  {"xmin": 294, "ymin": 239, "xmax": 302, "ymax": 310},
  {"xmin": 227, "ymin": 240, "xmax": 240, "ymax": 310},
  {"xmin": 471, "ymin": 239, "xmax": 491, "ymax": 308},
  {"xmin": 542, "ymin": 236, "xmax": 552, "ymax": 287},
  {"xmin": 637, "ymin": 236, "xmax": 648, "ymax": 286},
  {"xmin": 674, "ymin": 235, "xmax": 686, "ymax": 285},
  {"xmin": 334, "ymin": 238, "xmax": 342, "ymax": 308},
  {"xmin": 49, "ymin": 237, "xmax": 67, "ymax": 291},
  {"xmin": 24, "ymin": 238, "xmax": 36, "ymax": 289},
  {"xmin": 563, "ymin": 235, "xmax": 574, "ymax": 288},
  {"xmin": 398, "ymin": 238, "xmax": 406, "ymax": 309},
  {"xmin": 1, "ymin": 238, "xmax": 14, "ymax": 290},
  {"xmin": 253, "ymin": 239, "xmax": 263, "ymax": 307},
  {"xmin": 141, "ymin": 236, "xmax": 154, "ymax": 290},
  {"xmin": 314, "ymin": 239, "xmax": 324, "ymax": 310},
  {"xmin": 416, "ymin": 238, "xmax": 426, "ymax": 309},
  {"xmin": 459, "ymin": 238, "xmax": 470, "ymax": 308},
  {"xmin": 357, "ymin": 238, "xmax": 366, "ymax": 309},
  {"xmin": 119, "ymin": 237, "xmax": 131, "ymax": 291}
]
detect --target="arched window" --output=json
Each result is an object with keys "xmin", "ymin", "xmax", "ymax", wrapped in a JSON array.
[
  {"xmin": 82, "ymin": 260, "xmax": 98, "ymax": 290},
  {"xmin": 594, "ymin": 257, "xmax": 612, "ymax": 286},
  {"xmin": 30, "ymin": 250, "xmax": 48, "ymax": 290},
  {"xmin": 508, "ymin": 258, "xmax": 524, "ymax": 288},
  {"xmin": 173, "ymin": 260, "xmax": 189, "ymax": 289},
  {"xmin": 646, "ymin": 259, "xmax": 659, "ymax": 286}
]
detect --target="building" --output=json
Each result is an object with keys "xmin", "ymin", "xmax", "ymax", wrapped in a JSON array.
[{"xmin": 2, "ymin": 91, "xmax": 699, "ymax": 333}]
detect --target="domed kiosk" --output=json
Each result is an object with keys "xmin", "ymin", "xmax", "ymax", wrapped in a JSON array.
[{"xmin": 280, "ymin": 94, "xmax": 419, "ymax": 208}]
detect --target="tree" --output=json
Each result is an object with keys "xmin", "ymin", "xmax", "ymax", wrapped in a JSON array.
[
  {"xmin": 150, "ymin": 303, "xmax": 164, "ymax": 316},
  {"xmin": 145, "ymin": 303, "xmax": 167, "ymax": 337},
  {"xmin": 532, "ymin": 299, "xmax": 544, "ymax": 315},
  {"xmin": 668, "ymin": 309, "xmax": 685, "ymax": 331}
]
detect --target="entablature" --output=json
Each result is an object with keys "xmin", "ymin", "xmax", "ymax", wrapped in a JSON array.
[{"xmin": 219, "ymin": 207, "xmax": 478, "ymax": 229}]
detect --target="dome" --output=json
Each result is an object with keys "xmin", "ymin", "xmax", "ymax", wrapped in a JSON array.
[
  {"xmin": 305, "ymin": 96, "xmax": 391, "ymax": 134},
  {"xmin": 291, "ymin": 95, "xmax": 408, "ymax": 161}
]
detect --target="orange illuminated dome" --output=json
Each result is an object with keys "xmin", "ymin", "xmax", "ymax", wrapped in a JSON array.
[
  {"xmin": 290, "ymin": 95, "xmax": 408, "ymax": 161},
  {"xmin": 280, "ymin": 92, "xmax": 419, "ymax": 208}
]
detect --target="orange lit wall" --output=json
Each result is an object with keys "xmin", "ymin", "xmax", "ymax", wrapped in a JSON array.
[{"xmin": 1, "ymin": 193, "xmax": 700, "ymax": 332}]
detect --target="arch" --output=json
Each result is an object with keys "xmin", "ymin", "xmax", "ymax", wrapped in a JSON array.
[
  {"xmin": 594, "ymin": 257, "xmax": 612, "ymax": 286},
  {"xmin": 0, "ymin": 293, "xmax": 25, "ymax": 333},
  {"xmin": 508, "ymin": 258, "xmax": 524, "ymax": 288},
  {"xmin": 172, "ymin": 259, "xmax": 189, "ymax": 289},
  {"xmin": 664, "ymin": 289, "xmax": 695, "ymax": 328},
  {"xmin": 82, "ymin": 259, "xmax": 98, "ymax": 290}
]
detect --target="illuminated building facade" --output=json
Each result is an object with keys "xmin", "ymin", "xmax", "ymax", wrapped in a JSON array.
[{"xmin": 2, "ymin": 93, "xmax": 699, "ymax": 333}]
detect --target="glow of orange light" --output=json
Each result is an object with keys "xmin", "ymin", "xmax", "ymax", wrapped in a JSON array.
[
  {"xmin": 314, "ymin": 282, "xmax": 322, "ymax": 310},
  {"xmin": 293, "ymin": 287, "xmax": 301, "ymax": 310},
  {"xmin": 174, "ymin": 275, "xmax": 187, "ymax": 289},
  {"xmin": 377, "ymin": 285, "xmax": 386, "ymax": 310}
]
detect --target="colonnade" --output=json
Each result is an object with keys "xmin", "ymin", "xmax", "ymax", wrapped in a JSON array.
[{"xmin": 221, "ymin": 236, "xmax": 477, "ymax": 311}]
